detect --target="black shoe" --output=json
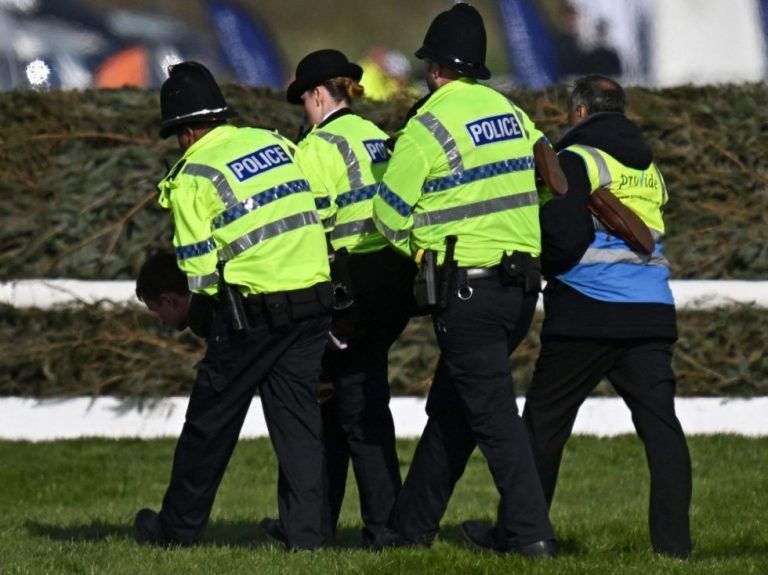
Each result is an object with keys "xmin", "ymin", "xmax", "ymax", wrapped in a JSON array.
[
  {"xmin": 361, "ymin": 527, "xmax": 376, "ymax": 549},
  {"xmin": 461, "ymin": 520, "xmax": 555, "ymax": 558},
  {"xmin": 259, "ymin": 517, "xmax": 288, "ymax": 547},
  {"xmin": 134, "ymin": 508, "xmax": 192, "ymax": 547},
  {"xmin": 368, "ymin": 527, "xmax": 434, "ymax": 551},
  {"xmin": 512, "ymin": 539, "xmax": 557, "ymax": 558},
  {"xmin": 368, "ymin": 527, "xmax": 415, "ymax": 551},
  {"xmin": 654, "ymin": 546, "xmax": 691, "ymax": 560}
]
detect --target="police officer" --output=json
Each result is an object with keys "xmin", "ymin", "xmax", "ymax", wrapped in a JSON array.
[
  {"xmin": 523, "ymin": 75, "xmax": 692, "ymax": 559},
  {"xmin": 260, "ymin": 49, "xmax": 415, "ymax": 547},
  {"xmin": 371, "ymin": 3, "xmax": 555, "ymax": 556},
  {"xmin": 134, "ymin": 61, "xmax": 333, "ymax": 551}
]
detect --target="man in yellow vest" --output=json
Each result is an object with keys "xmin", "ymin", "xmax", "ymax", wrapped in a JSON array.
[
  {"xmin": 134, "ymin": 61, "xmax": 333, "ymax": 550},
  {"xmin": 523, "ymin": 75, "xmax": 692, "ymax": 559},
  {"xmin": 371, "ymin": 3, "xmax": 555, "ymax": 557}
]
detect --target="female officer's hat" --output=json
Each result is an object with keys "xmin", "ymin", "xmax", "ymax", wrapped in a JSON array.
[
  {"xmin": 286, "ymin": 49, "xmax": 363, "ymax": 105},
  {"xmin": 159, "ymin": 61, "xmax": 238, "ymax": 139},
  {"xmin": 415, "ymin": 2, "xmax": 491, "ymax": 80}
]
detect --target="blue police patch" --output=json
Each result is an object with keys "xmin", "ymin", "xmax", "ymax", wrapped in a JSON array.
[
  {"xmin": 465, "ymin": 114, "xmax": 522, "ymax": 147},
  {"xmin": 227, "ymin": 144, "xmax": 292, "ymax": 182},
  {"xmin": 363, "ymin": 139, "xmax": 388, "ymax": 164}
]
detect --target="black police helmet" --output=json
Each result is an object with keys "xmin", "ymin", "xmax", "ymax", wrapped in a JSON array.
[
  {"xmin": 286, "ymin": 49, "xmax": 363, "ymax": 105},
  {"xmin": 159, "ymin": 61, "xmax": 238, "ymax": 139},
  {"xmin": 415, "ymin": 2, "xmax": 491, "ymax": 80}
]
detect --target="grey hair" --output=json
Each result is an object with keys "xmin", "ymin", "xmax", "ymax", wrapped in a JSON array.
[{"xmin": 569, "ymin": 74, "xmax": 626, "ymax": 115}]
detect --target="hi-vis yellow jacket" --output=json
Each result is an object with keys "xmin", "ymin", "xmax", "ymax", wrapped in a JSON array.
[
  {"xmin": 295, "ymin": 112, "xmax": 390, "ymax": 254},
  {"xmin": 557, "ymin": 144, "xmax": 673, "ymax": 304},
  {"xmin": 372, "ymin": 78, "xmax": 546, "ymax": 268},
  {"xmin": 158, "ymin": 125, "xmax": 330, "ymax": 296}
]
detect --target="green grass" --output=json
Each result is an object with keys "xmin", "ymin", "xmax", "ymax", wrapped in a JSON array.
[{"xmin": 0, "ymin": 436, "xmax": 766, "ymax": 574}]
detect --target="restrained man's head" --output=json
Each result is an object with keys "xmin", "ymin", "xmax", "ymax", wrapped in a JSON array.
[
  {"xmin": 136, "ymin": 252, "xmax": 190, "ymax": 330},
  {"xmin": 568, "ymin": 74, "xmax": 626, "ymax": 125}
]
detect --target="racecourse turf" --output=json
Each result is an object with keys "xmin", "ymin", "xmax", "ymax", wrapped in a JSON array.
[{"xmin": 0, "ymin": 435, "xmax": 765, "ymax": 574}]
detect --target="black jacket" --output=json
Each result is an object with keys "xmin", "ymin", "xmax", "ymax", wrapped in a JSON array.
[{"xmin": 539, "ymin": 112, "xmax": 677, "ymax": 340}]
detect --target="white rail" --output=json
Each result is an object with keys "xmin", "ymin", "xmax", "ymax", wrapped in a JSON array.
[
  {"xmin": 2, "ymin": 279, "xmax": 767, "ymax": 310},
  {"xmin": 1, "ymin": 397, "xmax": 765, "ymax": 440}
]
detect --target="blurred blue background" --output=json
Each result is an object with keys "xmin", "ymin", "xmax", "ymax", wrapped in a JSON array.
[{"xmin": 2, "ymin": 0, "xmax": 767, "ymax": 93}]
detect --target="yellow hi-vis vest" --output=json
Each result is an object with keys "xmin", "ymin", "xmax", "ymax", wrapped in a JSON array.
[
  {"xmin": 294, "ymin": 113, "xmax": 390, "ymax": 254},
  {"xmin": 566, "ymin": 144, "xmax": 667, "ymax": 234},
  {"xmin": 372, "ymin": 78, "xmax": 545, "ymax": 267},
  {"xmin": 158, "ymin": 125, "xmax": 330, "ymax": 296},
  {"xmin": 558, "ymin": 144, "xmax": 673, "ymax": 304}
]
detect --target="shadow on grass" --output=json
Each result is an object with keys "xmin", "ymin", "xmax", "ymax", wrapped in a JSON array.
[
  {"xmin": 439, "ymin": 523, "xmax": 583, "ymax": 555},
  {"xmin": 24, "ymin": 519, "xmax": 368, "ymax": 550},
  {"xmin": 206, "ymin": 521, "xmax": 368, "ymax": 549},
  {"xmin": 25, "ymin": 519, "xmax": 134, "ymax": 542},
  {"xmin": 26, "ymin": 519, "xmax": 593, "ymax": 555},
  {"xmin": 691, "ymin": 542, "xmax": 768, "ymax": 560}
]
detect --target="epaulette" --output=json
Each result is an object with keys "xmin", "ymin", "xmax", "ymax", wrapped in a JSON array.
[{"xmin": 165, "ymin": 159, "xmax": 187, "ymax": 182}]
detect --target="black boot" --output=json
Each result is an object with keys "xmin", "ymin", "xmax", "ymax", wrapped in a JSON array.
[
  {"xmin": 134, "ymin": 508, "xmax": 193, "ymax": 547},
  {"xmin": 259, "ymin": 517, "xmax": 288, "ymax": 547},
  {"xmin": 461, "ymin": 520, "xmax": 555, "ymax": 558}
]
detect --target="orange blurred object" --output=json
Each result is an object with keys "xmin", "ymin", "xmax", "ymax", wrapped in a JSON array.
[{"xmin": 95, "ymin": 45, "xmax": 149, "ymax": 88}]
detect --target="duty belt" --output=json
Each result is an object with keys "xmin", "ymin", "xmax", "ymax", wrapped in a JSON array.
[
  {"xmin": 463, "ymin": 266, "xmax": 500, "ymax": 279},
  {"xmin": 452, "ymin": 266, "xmax": 502, "ymax": 301},
  {"xmin": 458, "ymin": 256, "xmax": 541, "ymax": 296}
]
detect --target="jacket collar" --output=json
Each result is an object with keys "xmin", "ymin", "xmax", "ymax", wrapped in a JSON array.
[
  {"xmin": 182, "ymin": 124, "xmax": 237, "ymax": 158},
  {"xmin": 316, "ymin": 107, "xmax": 354, "ymax": 130}
]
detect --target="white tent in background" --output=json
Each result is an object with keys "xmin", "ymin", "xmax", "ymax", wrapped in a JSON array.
[
  {"xmin": 570, "ymin": 0, "xmax": 767, "ymax": 86},
  {"xmin": 651, "ymin": 0, "xmax": 766, "ymax": 86}
]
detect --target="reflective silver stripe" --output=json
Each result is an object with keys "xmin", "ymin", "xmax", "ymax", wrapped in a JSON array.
[
  {"xmin": 413, "ymin": 191, "xmax": 538, "ymax": 229},
  {"xmin": 657, "ymin": 166, "xmax": 669, "ymax": 206},
  {"xmin": 184, "ymin": 163, "xmax": 238, "ymax": 208},
  {"xmin": 416, "ymin": 113, "xmax": 464, "ymax": 174},
  {"xmin": 330, "ymin": 218, "xmax": 378, "ymax": 240},
  {"xmin": 593, "ymin": 219, "xmax": 665, "ymax": 242},
  {"xmin": 322, "ymin": 215, "xmax": 337, "ymax": 229},
  {"xmin": 188, "ymin": 271, "xmax": 219, "ymax": 291},
  {"xmin": 315, "ymin": 132, "xmax": 364, "ymax": 189},
  {"xmin": 219, "ymin": 210, "xmax": 320, "ymax": 260},
  {"xmin": 570, "ymin": 145, "xmax": 612, "ymax": 188},
  {"xmin": 581, "ymin": 248, "xmax": 669, "ymax": 267},
  {"xmin": 373, "ymin": 213, "xmax": 411, "ymax": 243}
]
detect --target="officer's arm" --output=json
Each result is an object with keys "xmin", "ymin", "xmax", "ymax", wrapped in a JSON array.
[
  {"xmin": 294, "ymin": 139, "xmax": 338, "ymax": 235},
  {"xmin": 169, "ymin": 176, "xmax": 220, "ymax": 295},
  {"xmin": 372, "ymin": 132, "xmax": 429, "ymax": 257},
  {"xmin": 540, "ymin": 151, "xmax": 594, "ymax": 276},
  {"xmin": 512, "ymin": 105, "xmax": 567, "ymax": 196}
]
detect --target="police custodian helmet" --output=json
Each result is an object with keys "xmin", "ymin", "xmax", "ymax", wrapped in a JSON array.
[
  {"xmin": 415, "ymin": 2, "xmax": 491, "ymax": 80},
  {"xmin": 159, "ymin": 61, "xmax": 238, "ymax": 139},
  {"xmin": 286, "ymin": 49, "xmax": 363, "ymax": 105}
]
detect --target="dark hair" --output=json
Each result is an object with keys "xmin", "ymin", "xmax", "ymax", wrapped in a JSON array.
[
  {"xmin": 136, "ymin": 252, "xmax": 188, "ymax": 302},
  {"xmin": 175, "ymin": 119, "xmax": 228, "ymax": 137},
  {"xmin": 570, "ymin": 74, "xmax": 626, "ymax": 114}
]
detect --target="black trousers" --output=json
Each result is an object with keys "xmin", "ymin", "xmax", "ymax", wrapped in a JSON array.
[
  {"xmin": 392, "ymin": 279, "xmax": 554, "ymax": 548},
  {"xmin": 320, "ymin": 247, "xmax": 414, "ymax": 542},
  {"xmin": 156, "ymin": 302, "xmax": 330, "ymax": 550},
  {"xmin": 523, "ymin": 337, "xmax": 692, "ymax": 557}
]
